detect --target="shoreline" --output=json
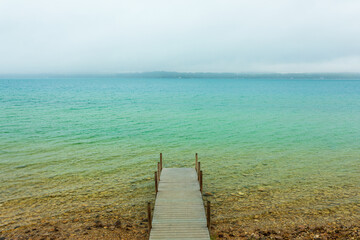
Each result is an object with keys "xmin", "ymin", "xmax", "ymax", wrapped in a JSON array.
[
  {"xmin": 1, "ymin": 216, "xmax": 359, "ymax": 239},
  {"xmin": 1, "ymin": 173, "xmax": 359, "ymax": 239},
  {"xmin": 1, "ymin": 202, "xmax": 359, "ymax": 239},
  {"xmin": 1, "ymin": 182, "xmax": 359, "ymax": 239}
]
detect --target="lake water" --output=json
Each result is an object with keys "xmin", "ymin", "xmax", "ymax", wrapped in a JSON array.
[{"xmin": 1, "ymin": 78, "xmax": 359, "ymax": 231}]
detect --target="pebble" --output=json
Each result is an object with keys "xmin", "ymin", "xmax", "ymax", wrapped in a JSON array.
[
  {"xmin": 94, "ymin": 220, "xmax": 103, "ymax": 228},
  {"xmin": 114, "ymin": 220, "xmax": 121, "ymax": 228},
  {"xmin": 238, "ymin": 192, "xmax": 245, "ymax": 197}
]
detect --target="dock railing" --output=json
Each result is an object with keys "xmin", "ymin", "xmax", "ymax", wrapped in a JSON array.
[{"xmin": 147, "ymin": 153, "xmax": 211, "ymax": 237}]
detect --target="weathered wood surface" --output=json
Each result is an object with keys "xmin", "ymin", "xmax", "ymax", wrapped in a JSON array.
[{"xmin": 149, "ymin": 168, "xmax": 210, "ymax": 240}]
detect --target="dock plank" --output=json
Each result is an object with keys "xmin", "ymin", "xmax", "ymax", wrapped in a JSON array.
[{"xmin": 149, "ymin": 168, "xmax": 210, "ymax": 240}]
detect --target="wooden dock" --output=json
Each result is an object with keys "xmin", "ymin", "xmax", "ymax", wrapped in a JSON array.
[{"xmin": 148, "ymin": 154, "xmax": 211, "ymax": 240}]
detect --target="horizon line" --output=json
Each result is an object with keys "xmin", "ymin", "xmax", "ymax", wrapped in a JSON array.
[{"xmin": 1, "ymin": 71, "xmax": 360, "ymax": 75}]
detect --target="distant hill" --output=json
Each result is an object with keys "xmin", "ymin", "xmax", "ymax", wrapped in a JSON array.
[{"xmin": 1, "ymin": 72, "xmax": 360, "ymax": 80}]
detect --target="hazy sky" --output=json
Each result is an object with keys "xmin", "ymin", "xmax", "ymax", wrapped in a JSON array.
[{"xmin": 1, "ymin": 0, "xmax": 360, "ymax": 73}]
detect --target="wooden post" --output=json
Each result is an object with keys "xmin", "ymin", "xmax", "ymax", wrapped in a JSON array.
[
  {"xmin": 207, "ymin": 201, "xmax": 211, "ymax": 229},
  {"xmin": 157, "ymin": 162, "xmax": 160, "ymax": 181},
  {"xmin": 147, "ymin": 202, "xmax": 152, "ymax": 231},
  {"xmin": 197, "ymin": 162, "xmax": 201, "ymax": 181},
  {"xmin": 200, "ymin": 170, "xmax": 203, "ymax": 193},
  {"xmin": 154, "ymin": 171, "xmax": 158, "ymax": 194},
  {"xmin": 195, "ymin": 153, "xmax": 198, "ymax": 171},
  {"xmin": 160, "ymin": 153, "xmax": 162, "ymax": 171}
]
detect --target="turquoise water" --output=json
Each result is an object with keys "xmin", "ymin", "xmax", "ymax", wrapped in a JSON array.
[{"xmin": 1, "ymin": 78, "xmax": 359, "ymax": 230}]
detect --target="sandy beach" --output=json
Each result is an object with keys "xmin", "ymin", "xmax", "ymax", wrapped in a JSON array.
[
  {"xmin": 1, "ymin": 184, "xmax": 359, "ymax": 240},
  {"xmin": 1, "ymin": 207, "xmax": 359, "ymax": 239}
]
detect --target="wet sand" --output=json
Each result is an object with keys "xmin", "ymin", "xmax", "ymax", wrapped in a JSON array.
[
  {"xmin": 1, "ymin": 214, "xmax": 359, "ymax": 239},
  {"xmin": 1, "ymin": 194, "xmax": 359, "ymax": 240},
  {"xmin": 1, "ymin": 166, "xmax": 359, "ymax": 239}
]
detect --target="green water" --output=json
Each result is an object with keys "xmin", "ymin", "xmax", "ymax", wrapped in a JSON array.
[{"xmin": 0, "ymin": 78, "xmax": 359, "ymax": 230}]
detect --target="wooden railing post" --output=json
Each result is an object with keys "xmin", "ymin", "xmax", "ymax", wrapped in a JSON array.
[
  {"xmin": 154, "ymin": 171, "xmax": 158, "ymax": 194},
  {"xmin": 207, "ymin": 201, "xmax": 211, "ymax": 229},
  {"xmin": 160, "ymin": 153, "xmax": 163, "ymax": 171},
  {"xmin": 195, "ymin": 153, "xmax": 198, "ymax": 171},
  {"xmin": 197, "ymin": 162, "xmax": 201, "ymax": 181},
  {"xmin": 147, "ymin": 202, "xmax": 152, "ymax": 231},
  {"xmin": 157, "ymin": 162, "xmax": 161, "ymax": 181},
  {"xmin": 200, "ymin": 170, "xmax": 203, "ymax": 193}
]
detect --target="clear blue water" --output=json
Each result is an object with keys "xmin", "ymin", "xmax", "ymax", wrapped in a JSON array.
[{"xmin": 0, "ymin": 78, "xmax": 359, "ymax": 229}]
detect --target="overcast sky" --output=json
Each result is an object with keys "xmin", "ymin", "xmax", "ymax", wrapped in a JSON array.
[{"xmin": 1, "ymin": 0, "xmax": 360, "ymax": 73}]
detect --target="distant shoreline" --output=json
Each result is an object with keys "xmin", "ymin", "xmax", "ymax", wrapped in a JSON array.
[{"xmin": 1, "ymin": 72, "xmax": 360, "ymax": 80}]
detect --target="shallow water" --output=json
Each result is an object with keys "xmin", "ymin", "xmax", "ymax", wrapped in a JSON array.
[{"xmin": 0, "ymin": 78, "xmax": 359, "ymax": 230}]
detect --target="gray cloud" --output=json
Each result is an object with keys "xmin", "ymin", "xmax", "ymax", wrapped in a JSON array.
[{"xmin": 0, "ymin": 0, "xmax": 360, "ymax": 73}]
